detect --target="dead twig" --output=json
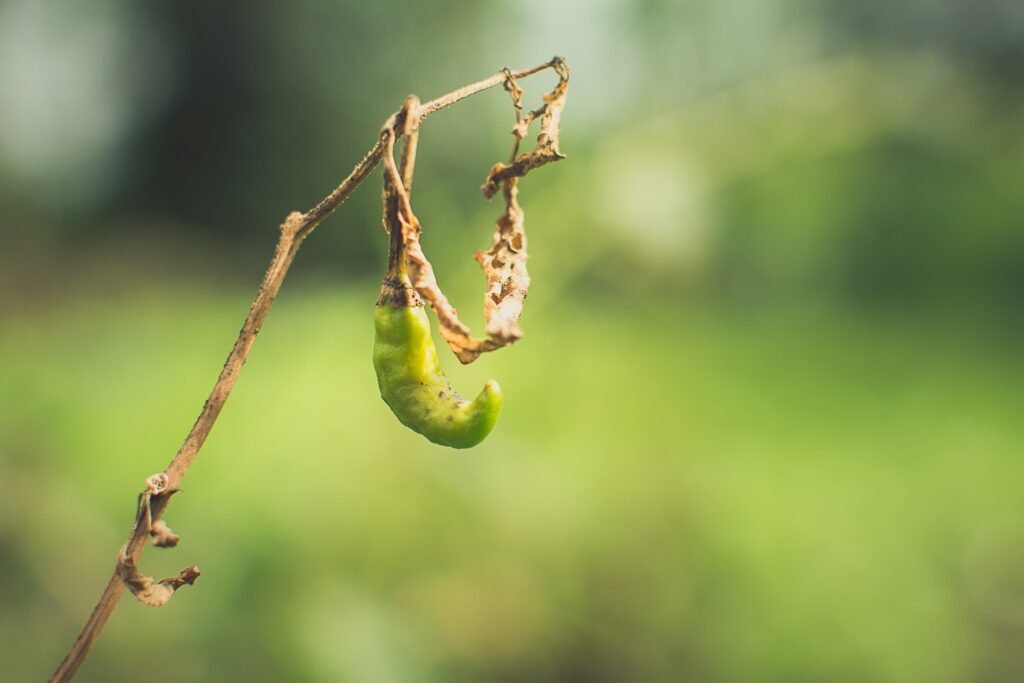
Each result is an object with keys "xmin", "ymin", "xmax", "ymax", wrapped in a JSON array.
[{"xmin": 49, "ymin": 56, "xmax": 567, "ymax": 683}]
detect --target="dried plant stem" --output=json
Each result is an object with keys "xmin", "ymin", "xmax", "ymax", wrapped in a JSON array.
[{"xmin": 49, "ymin": 57, "xmax": 564, "ymax": 683}]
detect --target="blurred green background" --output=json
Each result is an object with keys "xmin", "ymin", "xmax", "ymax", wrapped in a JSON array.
[{"xmin": 2, "ymin": 1, "xmax": 1024, "ymax": 681}]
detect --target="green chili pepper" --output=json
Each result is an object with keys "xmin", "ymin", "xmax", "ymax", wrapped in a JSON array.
[{"xmin": 373, "ymin": 277, "xmax": 502, "ymax": 449}]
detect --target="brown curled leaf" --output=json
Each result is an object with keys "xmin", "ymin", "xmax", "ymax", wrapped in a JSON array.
[
  {"xmin": 474, "ymin": 181, "xmax": 529, "ymax": 343},
  {"xmin": 381, "ymin": 61, "xmax": 568, "ymax": 364},
  {"xmin": 470, "ymin": 61, "xmax": 567, "ymax": 344},
  {"xmin": 150, "ymin": 520, "xmax": 180, "ymax": 548},
  {"xmin": 116, "ymin": 489, "xmax": 199, "ymax": 607},
  {"xmin": 117, "ymin": 549, "xmax": 199, "ymax": 607},
  {"xmin": 481, "ymin": 58, "xmax": 570, "ymax": 199}
]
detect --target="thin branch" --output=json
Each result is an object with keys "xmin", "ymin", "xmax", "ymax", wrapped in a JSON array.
[
  {"xmin": 418, "ymin": 59, "xmax": 557, "ymax": 119},
  {"xmin": 49, "ymin": 56, "xmax": 565, "ymax": 683},
  {"xmin": 305, "ymin": 56, "xmax": 562, "ymax": 228}
]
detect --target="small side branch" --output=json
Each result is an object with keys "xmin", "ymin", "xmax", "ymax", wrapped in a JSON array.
[{"xmin": 49, "ymin": 57, "xmax": 566, "ymax": 683}]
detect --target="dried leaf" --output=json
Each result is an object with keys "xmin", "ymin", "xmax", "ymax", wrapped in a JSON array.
[
  {"xmin": 381, "ymin": 60, "xmax": 569, "ymax": 364},
  {"xmin": 481, "ymin": 58, "xmax": 569, "ymax": 198},
  {"xmin": 474, "ymin": 182, "xmax": 529, "ymax": 343},
  {"xmin": 116, "ymin": 491, "xmax": 199, "ymax": 607}
]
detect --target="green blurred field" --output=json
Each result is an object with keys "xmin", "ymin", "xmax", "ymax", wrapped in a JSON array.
[{"xmin": 3, "ymin": 279, "xmax": 1022, "ymax": 681}]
